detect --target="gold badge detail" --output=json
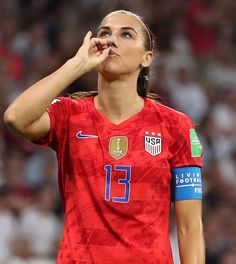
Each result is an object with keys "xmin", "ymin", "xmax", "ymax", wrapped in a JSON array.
[{"xmin": 109, "ymin": 136, "xmax": 128, "ymax": 160}]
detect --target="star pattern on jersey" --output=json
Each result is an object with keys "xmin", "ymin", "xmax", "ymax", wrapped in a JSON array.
[{"xmin": 145, "ymin": 131, "xmax": 162, "ymax": 136}]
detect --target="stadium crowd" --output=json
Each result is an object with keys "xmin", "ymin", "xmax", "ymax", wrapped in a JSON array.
[{"xmin": 0, "ymin": 0, "xmax": 236, "ymax": 263}]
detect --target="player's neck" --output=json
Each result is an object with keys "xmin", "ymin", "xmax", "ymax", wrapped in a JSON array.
[{"xmin": 96, "ymin": 77, "xmax": 144, "ymax": 125}]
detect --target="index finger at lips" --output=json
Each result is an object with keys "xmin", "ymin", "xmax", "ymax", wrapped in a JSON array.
[
  {"xmin": 92, "ymin": 38, "xmax": 109, "ymax": 48},
  {"xmin": 90, "ymin": 39, "xmax": 104, "ymax": 53},
  {"xmin": 90, "ymin": 38, "xmax": 99, "ymax": 49}
]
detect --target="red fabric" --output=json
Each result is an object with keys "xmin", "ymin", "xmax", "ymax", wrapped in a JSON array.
[
  {"xmin": 185, "ymin": 0, "xmax": 217, "ymax": 55},
  {"xmin": 0, "ymin": 45, "xmax": 24, "ymax": 80},
  {"xmin": 34, "ymin": 97, "xmax": 202, "ymax": 264}
]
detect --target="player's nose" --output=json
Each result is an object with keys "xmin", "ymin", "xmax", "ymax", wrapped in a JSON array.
[{"xmin": 107, "ymin": 40, "xmax": 117, "ymax": 48}]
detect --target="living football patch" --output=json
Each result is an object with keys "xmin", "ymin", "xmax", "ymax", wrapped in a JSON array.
[{"xmin": 171, "ymin": 166, "xmax": 202, "ymax": 201}]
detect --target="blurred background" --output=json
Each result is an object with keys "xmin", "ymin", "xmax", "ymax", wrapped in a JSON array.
[{"xmin": 0, "ymin": 0, "xmax": 236, "ymax": 263}]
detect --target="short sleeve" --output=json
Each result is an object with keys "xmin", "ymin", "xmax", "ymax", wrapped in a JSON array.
[
  {"xmin": 32, "ymin": 97, "xmax": 71, "ymax": 150},
  {"xmin": 169, "ymin": 114, "xmax": 203, "ymax": 169}
]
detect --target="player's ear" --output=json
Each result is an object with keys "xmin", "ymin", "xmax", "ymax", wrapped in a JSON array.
[{"xmin": 141, "ymin": 51, "xmax": 153, "ymax": 68}]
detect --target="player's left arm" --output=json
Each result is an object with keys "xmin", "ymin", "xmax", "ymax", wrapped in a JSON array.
[
  {"xmin": 170, "ymin": 113, "xmax": 205, "ymax": 262},
  {"xmin": 174, "ymin": 199, "xmax": 205, "ymax": 264}
]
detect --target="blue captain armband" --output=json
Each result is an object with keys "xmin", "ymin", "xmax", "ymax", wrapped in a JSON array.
[{"xmin": 171, "ymin": 166, "xmax": 202, "ymax": 202}]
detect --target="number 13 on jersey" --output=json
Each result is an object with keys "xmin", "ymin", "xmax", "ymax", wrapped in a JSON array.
[{"xmin": 104, "ymin": 165, "xmax": 131, "ymax": 203}]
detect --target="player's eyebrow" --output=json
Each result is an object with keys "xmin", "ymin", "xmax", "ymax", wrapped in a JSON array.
[{"xmin": 97, "ymin": 26, "xmax": 137, "ymax": 35}]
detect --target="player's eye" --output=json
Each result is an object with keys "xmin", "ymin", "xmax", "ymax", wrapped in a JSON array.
[
  {"xmin": 121, "ymin": 31, "xmax": 132, "ymax": 38},
  {"xmin": 98, "ymin": 30, "xmax": 110, "ymax": 38}
]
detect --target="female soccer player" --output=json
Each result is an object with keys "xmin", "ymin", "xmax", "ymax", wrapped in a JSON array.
[{"xmin": 4, "ymin": 10, "xmax": 205, "ymax": 264}]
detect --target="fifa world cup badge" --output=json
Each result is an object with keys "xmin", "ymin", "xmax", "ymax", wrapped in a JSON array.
[
  {"xmin": 190, "ymin": 129, "xmax": 202, "ymax": 157},
  {"xmin": 109, "ymin": 136, "xmax": 128, "ymax": 160}
]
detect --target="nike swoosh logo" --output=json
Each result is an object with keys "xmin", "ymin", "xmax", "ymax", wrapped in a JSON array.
[{"xmin": 76, "ymin": 131, "xmax": 98, "ymax": 139}]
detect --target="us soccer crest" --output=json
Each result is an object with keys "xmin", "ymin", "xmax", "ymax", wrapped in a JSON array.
[
  {"xmin": 145, "ymin": 132, "xmax": 162, "ymax": 156},
  {"xmin": 109, "ymin": 136, "xmax": 128, "ymax": 160}
]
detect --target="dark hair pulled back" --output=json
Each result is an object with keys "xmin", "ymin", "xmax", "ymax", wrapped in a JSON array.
[{"xmin": 71, "ymin": 10, "xmax": 158, "ymax": 100}]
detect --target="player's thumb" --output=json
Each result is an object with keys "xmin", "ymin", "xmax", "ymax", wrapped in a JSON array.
[{"xmin": 99, "ymin": 47, "xmax": 110, "ymax": 62}]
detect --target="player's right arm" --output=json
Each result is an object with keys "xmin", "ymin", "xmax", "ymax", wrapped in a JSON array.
[{"xmin": 4, "ymin": 32, "xmax": 109, "ymax": 140}]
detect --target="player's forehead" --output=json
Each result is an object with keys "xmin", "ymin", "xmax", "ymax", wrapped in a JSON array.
[{"xmin": 99, "ymin": 11, "xmax": 143, "ymax": 32}]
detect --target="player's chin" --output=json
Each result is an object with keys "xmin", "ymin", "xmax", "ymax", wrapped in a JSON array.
[{"xmin": 97, "ymin": 63, "xmax": 124, "ymax": 77}]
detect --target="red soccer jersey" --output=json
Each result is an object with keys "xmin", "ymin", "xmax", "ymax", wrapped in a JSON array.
[{"xmin": 35, "ymin": 96, "xmax": 202, "ymax": 264}]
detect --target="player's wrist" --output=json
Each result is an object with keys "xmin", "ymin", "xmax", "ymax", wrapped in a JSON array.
[{"xmin": 65, "ymin": 57, "xmax": 88, "ymax": 80}]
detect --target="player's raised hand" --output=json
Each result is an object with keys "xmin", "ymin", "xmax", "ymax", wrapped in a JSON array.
[{"xmin": 72, "ymin": 31, "xmax": 110, "ymax": 74}]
